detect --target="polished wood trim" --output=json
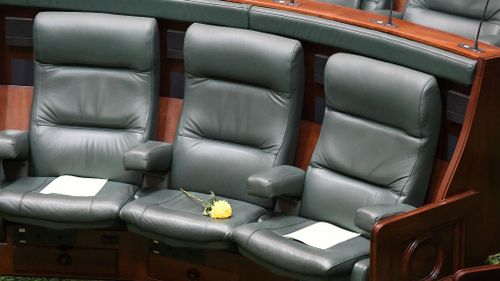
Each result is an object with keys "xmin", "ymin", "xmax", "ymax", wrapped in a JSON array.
[
  {"xmin": 294, "ymin": 120, "xmax": 320, "ymax": 170},
  {"xmin": 0, "ymin": 85, "xmax": 32, "ymax": 130},
  {"xmin": 437, "ymin": 59, "xmax": 486, "ymax": 202},
  {"xmin": 156, "ymin": 97, "xmax": 183, "ymax": 143},
  {"xmin": 371, "ymin": 191, "xmax": 480, "ymax": 281},
  {"xmin": 453, "ymin": 264, "xmax": 500, "ymax": 281},
  {"xmin": 228, "ymin": 0, "xmax": 500, "ymax": 59},
  {"xmin": 426, "ymin": 159, "xmax": 449, "ymax": 204},
  {"xmin": 435, "ymin": 57, "xmax": 500, "ymax": 266}
]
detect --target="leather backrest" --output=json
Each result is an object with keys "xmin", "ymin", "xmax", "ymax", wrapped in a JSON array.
[
  {"xmin": 171, "ymin": 23, "xmax": 304, "ymax": 209},
  {"xmin": 300, "ymin": 53, "xmax": 441, "ymax": 232},
  {"xmin": 317, "ymin": 0, "xmax": 361, "ymax": 9},
  {"xmin": 316, "ymin": 0, "xmax": 390, "ymax": 10},
  {"xmin": 30, "ymin": 12, "xmax": 159, "ymax": 185},
  {"xmin": 360, "ymin": 0, "xmax": 390, "ymax": 11},
  {"xmin": 404, "ymin": 0, "xmax": 500, "ymax": 46}
]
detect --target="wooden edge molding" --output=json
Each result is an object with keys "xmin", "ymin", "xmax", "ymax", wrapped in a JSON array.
[{"xmin": 453, "ymin": 264, "xmax": 500, "ymax": 281}]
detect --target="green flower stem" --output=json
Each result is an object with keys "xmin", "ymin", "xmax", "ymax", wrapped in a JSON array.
[{"xmin": 180, "ymin": 188, "xmax": 204, "ymax": 203}]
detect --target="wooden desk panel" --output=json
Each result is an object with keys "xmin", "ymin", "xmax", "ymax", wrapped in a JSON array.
[{"xmin": 229, "ymin": 0, "xmax": 500, "ymax": 60}]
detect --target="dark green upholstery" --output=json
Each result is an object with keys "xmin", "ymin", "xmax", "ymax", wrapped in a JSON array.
[
  {"xmin": 360, "ymin": 0, "xmax": 390, "ymax": 11},
  {"xmin": 317, "ymin": 0, "xmax": 361, "ymax": 9},
  {"xmin": 354, "ymin": 204, "xmax": 415, "ymax": 237},
  {"xmin": 0, "ymin": 0, "xmax": 478, "ymax": 85},
  {"xmin": 404, "ymin": 0, "xmax": 500, "ymax": 46},
  {"xmin": 351, "ymin": 258, "xmax": 370, "ymax": 281},
  {"xmin": 316, "ymin": 0, "xmax": 390, "ymax": 10},
  {"xmin": 237, "ymin": 215, "xmax": 370, "ymax": 281},
  {"xmin": 0, "ymin": 12, "xmax": 159, "ymax": 229},
  {"xmin": 0, "ymin": 131, "xmax": 29, "ymax": 160},
  {"xmin": 123, "ymin": 141, "xmax": 172, "ymax": 173},
  {"xmin": 0, "ymin": 130, "xmax": 29, "ymax": 184},
  {"xmin": 247, "ymin": 165, "xmax": 306, "ymax": 199},
  {"xmin": 120, "ymin": 23, "xmax": 304, "ymax": 249},
  {"xmin": 0, "ymin": 0, "xmax": 249, "ymax": 28},
  {"xmin": 249, "ymin": 6, "xmax": 477, "ymax": 86},
  {"xmin": 232, "ymin": 53, "xmax": 441, "ymax": 281}
]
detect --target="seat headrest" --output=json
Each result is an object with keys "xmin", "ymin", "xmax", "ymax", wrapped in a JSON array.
[
  {"xmin": 184, "ymin": 23, "xmax": 303, "ymax": 96},
  {"xmin": 407, "ymin": 0, "xmax": 500, "ymax": 21},
  {"xmin": 325, "ymin": 53, "xmax": 439, "ymax": 138},
  {"xmin": 33, "ymin": 12, "xmax": 158, "ymax": 71}
]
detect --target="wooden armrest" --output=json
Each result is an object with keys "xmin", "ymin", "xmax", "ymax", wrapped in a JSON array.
[
  {"xmin": 454, "ymin": 264, "xmax": 500, "ymax": 281},
  {"xmin": 370, "ymin": 191, "xmax": 480, "ymax": 281}
]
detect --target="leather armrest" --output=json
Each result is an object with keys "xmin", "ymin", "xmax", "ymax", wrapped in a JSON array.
[
  {"xmin": 355, "ymin": 204, "xmax": 415, "ymax": 237},
  {"xmin": 351, "ymin": 258, "xmax": 370, "ymax": 281},
  {"xmin": 123, "ymin": 141, "xmax": 172, "ymax": 173},
  {"xmin": 247, "ymin": 165, "xmax": 305, "ymax": 199},
  {"xmin": 0, "ymin": 130, "xmax": 29, "ymax": 160}
]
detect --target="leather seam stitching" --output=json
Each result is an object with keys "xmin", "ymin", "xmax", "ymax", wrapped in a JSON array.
[
  {"xmin": 185, "ymin": 72, "xmax": 290, "ymax": 98},
  {"xmin": 396, "ymin": 77, "xmax": 433, "ymax": 200},
  {"xmin": 176, "ymin": 134, "xmax": 277, "ymax": 155},
  {"xmin": 142, "ymin": 20, "xmax": 155, "ymax": 143},
  {"xmin": 137, "ymin": 192, "xmax": 184, "ymax": 223},
  {"xmin": 265, "ymin": 171, "xmax": 303, "ymax": 184},
  {"xmin": 321, "ymin": 253, "xmax": 370, "ymax": 274},
  {"xmin": 327, "ymin": 107, "xmax": 421, "ymax": 138},
  {"xmin": 309, "ymin": 163, "xmax": 396, "ymax": 192},
  {"xmin": 273, "ymin": 41, "xmax": 300, "ymax": 167},
  {"xmin": 34, "ymin": 123, "xmax": 144, "ymax": 134},
  {"xmin": 114, "ymin": 188, "xmax": 137, "ymax": 218},
  {"xmin": 89, "ymin": 187, "xmax": 97, "ymax": 220},
  {"xmin": 18, "ymin": 177, "xmax": 52, "ymax": 215}
]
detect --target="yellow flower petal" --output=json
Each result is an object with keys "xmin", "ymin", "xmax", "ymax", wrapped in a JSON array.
[{"xmin": 210, "ymin": 200, "xmax": 232, "ymax": 219}]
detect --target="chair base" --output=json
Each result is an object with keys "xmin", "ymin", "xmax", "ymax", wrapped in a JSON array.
[{"xmin": 0, "ymin": 223, "xmax": 294, "ymax": 281}]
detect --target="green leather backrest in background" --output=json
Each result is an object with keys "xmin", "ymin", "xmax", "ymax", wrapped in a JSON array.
[
  {"xmin": 248, "ymin": 7, "xmax": 477, "ymax": 86},
  {"xmin": 0, "ymin": 0, "xmax": 478, "ymax": 86},
  {"xmin": 302, "ymin": 0, "xmax": 391, "ymax": 10},
  {"xmin": 0, "ymin": 0, "xmax": 250, "ymax": 29},
  {"xmin": 170, "ymin": 23, "xmax": 304, "ymax": 209},
  {"xmin": 300, "ymin": 53, "xmax": 441, "ymax": 233},
  {"xmin": 404, "ymin": 0, "xmax": 500, "ymax": 46},
  {"xmin": 360, "ymin": 0, "xmax": 391, "ymax": 11},
  {"xmin": 30, "ymin": 12, "xmax": 159, "ymax": 185}
]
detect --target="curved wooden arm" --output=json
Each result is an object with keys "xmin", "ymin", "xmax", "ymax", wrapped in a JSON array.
[
  {"xmin": 370, "ymin": 191, "xmax": 480, "ymax": 281},
  {"xmin": 453, "ymin": 264, "xmax": 500, "ymax": 281}
]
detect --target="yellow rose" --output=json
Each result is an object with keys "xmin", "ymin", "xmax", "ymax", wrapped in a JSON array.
[{"xmin": 210, "ymin": 200, "xmax": 232, "ymax": 219}]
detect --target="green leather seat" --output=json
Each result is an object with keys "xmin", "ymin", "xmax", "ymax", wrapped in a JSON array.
[
  {"xmin": 119, "ymin": 23, "xmax": 304, "ymax": 249},
  {"xmin": 0, "ymin": 12, "xmax": 159, "ymax": 229},
  {"xmin": 318, "ymin": 0, "xmax": 390, "ymax": 10},
  {"xmin": 232, "ymin": 53, "xmax": 442, "ymax": 281},
  {"xmin": 403, "ymin": 0, "xmax": 500, "ymax": 46}
]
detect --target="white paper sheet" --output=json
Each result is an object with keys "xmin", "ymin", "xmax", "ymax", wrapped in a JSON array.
[
  {"xmin": 40, "ymin": 175, "xmax": 108, "ymax": 197},
  {"xmin": 283, "ymin": 222, "xmax": 360, "ymax": 249}
]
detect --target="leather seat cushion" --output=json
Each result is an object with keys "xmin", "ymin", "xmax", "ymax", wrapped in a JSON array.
[
  {"xmin": 0, "ymin": 177, "xmax": 137, "ymax": 223},
  {"xmin": 120, "ymin": 189, "xmax": 267, "ymax": 243},
  {"xmin": 232, "ymin": 215, "xmax": 369, "ymax": 277}
]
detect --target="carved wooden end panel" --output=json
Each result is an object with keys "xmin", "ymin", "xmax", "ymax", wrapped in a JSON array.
[
  {"xmin": 399, "ymin": 224, "xmax": 460, "ymax": 280},
  {"xmin": 370, "ymin": 192, "xmax": 479, "ymax": 281}
]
